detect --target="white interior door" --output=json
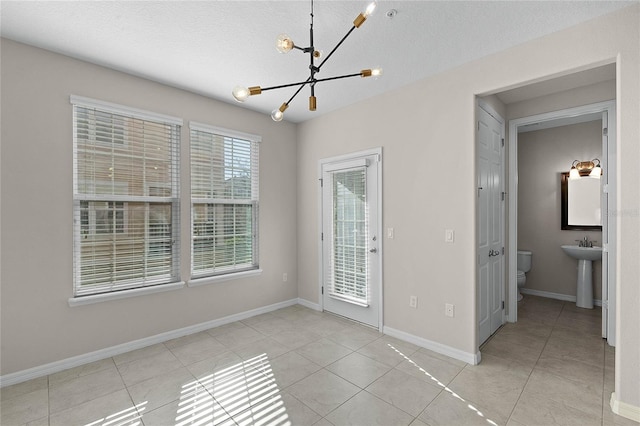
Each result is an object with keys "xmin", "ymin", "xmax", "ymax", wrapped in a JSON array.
[
  {"xmin": 601, "ymin": 109, "xmax": 617, "ymax": 345},
  {"xmin": 321, "ymin": 150, "xmax": 381, "ymax": 329},
  {"xmin": 477, "ymin": 104, "xmax": 505, "ymax": 345}
]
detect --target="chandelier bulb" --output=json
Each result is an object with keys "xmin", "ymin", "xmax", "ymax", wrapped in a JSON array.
[
  {"xmin": 364, "ymin": 1, "xmax": 377, "ymax": 18},
  {"xmin": 361, "ymin": 68, "xmax": 383, "ymax": 78},
  {"xmin": 232, "ymin": 86, "xmax": 250, "ymax": 102},
  {"xmin": 271, "ymin": 109, "xmax": 284, "ymax": 122},
  {"xmin": 354, "ymin": 2, "xmax": 377, "ymax": 28},
  {"xmin": 276, "ymin": 34, "xmax": 294, "ymax": 53},
  {"xmin": 271, "ymin": 103, "xmax": 289, "ymax": 122}
]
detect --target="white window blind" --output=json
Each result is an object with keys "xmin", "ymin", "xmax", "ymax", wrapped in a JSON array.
[
  {"xmin": 72, "ymin": 96, "xmax": 181, "ymax": 297},
  {"xmin": 190, "ymin": 123, "xmax": 260, "ymax": 278},
  {"xmin": 328, "ymin": 167, "xmax": 369, "ymax": 306}
]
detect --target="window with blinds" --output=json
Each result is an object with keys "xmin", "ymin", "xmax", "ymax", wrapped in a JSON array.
[
  {"xmin": 71, "ymin": 96, "xmax": 181, "ymax": 297},
  {"xmin": 190, "ymin": 123, "xmax": 260, "ymax": 278}
]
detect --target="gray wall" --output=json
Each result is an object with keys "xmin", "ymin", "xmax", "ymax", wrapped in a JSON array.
[
  {"xmin": 517, "ymin": 121, "xmax": 603, "ymax": 300},
  {"xmin": 0, "ymin": 39, "xmax": 298, "ymax": 375}
]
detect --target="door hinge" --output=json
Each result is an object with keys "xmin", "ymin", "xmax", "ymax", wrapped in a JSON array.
[
  {"xmin": 502, "ymin": 301, "xmax": 505, "ymax": 310},
  {"xmin": 319, "ymin": 178, "xmax": 323, "ymax": 187},
  {"xmin": 603, "ymin": 127, "xmax": 608, "ymax": 136},
  {"xmin": 501, "ymin": 247, "xmax": 505, "ymax": 255},
  {"xmin": 501, "ymin": 191, "xmax": 506, "ymax": 201},
  {"xmin": 321, "ymin": 286, "xmax": 324, "ymax": 295},
  {"xmin": 501, "ymin": 138, "xmax": 505, "ymax": 147},
  {"xmin": 477, "ymin": 121, "xmax": 480, "ymax": 131},
  {"xmin": 321, "ymin": 232, "xmax": 324, "ymax": 241}
]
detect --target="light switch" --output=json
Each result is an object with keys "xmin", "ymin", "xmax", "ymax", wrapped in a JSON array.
[
  {"xmin": 445, "ymin": 229, "xmax": 454, "ymax": 243},
  {"xmin": 387, "ymin": 227, "xmax": 394, "ymax": 239}
]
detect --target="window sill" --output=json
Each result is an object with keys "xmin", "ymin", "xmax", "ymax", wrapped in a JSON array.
[
  {"xmin": 188, "ymin": 269, "xmax": 263, "ymax": 288},
  {"xmin": 68, "ymin": 281, "xmax": 185, "ymax": 307}
]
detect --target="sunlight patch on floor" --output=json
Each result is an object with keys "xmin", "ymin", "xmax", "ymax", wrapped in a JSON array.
[{"xmin": 387, "ymin": 343, "xmax": 498, "ymax": 426}]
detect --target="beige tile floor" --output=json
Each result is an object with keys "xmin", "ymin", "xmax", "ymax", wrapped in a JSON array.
[{"xmin": 1, "ymin": 295, "xmax": 638, "ymax": 426}]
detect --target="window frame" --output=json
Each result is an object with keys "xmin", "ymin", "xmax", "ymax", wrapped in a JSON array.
[
  {"xmin": 70, "ymin": 95, "xmax": 183, "ymax": 301},
  {"xmin": 188, "ymin": 122, "xmax": 261, "ymax": 284}
]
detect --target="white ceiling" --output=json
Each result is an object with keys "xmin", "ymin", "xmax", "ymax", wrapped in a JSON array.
[{"xmin": 1, "ymin": 1, "xmax": 633, "ymax": 123}]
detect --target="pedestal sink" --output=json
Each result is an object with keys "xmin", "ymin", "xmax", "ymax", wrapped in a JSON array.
[{"xmin": 561, "ymin": 245, "xmax": 602, "ymax": 309}]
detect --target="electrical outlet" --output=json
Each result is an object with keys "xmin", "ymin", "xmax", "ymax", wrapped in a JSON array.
[
  {"xmin": 445, "ymin": 303, "xmax": 455, "ymax": 317},
  {"xmin": 283, "ymin": 273, "xmax": 288, "ymax": 282},
  {"xmin": 409, "ymin": 295, "xmax": 417, "ymax": 308}
]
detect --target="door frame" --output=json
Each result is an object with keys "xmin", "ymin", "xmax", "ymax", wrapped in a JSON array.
[
  {"xmin": 507, "ymin": 100, "xmax": 616, "ymax": 345},
  {"xmin": 317, "ymin": 147, "xmax": 383, "ymax": 331},
  {"xmin": 476, "ymin": 99, "xmax": 507, "ymax": 346}
]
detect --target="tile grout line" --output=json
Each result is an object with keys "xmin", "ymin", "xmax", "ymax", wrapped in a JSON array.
[{"xmin": 504, "ymin": 299, "xmax": 557, "ymax": 424}]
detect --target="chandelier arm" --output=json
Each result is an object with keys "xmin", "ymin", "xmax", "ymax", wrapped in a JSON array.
[
  {"xmin": 313, "ymin": 72, "xmax": 362, "ymax": 84},
  {"xmin": 317, "ymin": 26, "xmax": 357, "ymax": 71},
  {"xmin": 260, "ymin": 77, "xmax": 313, "ymax": 92}
]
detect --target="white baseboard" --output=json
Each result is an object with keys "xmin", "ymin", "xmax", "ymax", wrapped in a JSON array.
[
  {"xmin": 610, "ymin": 392, "xmax": 640, "ymax": 422},
  {"xmin": 297, "ymin": 298, "xmax": 322, "ymax": 311},
  {"xmin": 520, "ymin": 288, "xmax": 603, "ymax": 307},
  {"xmin": 383, "ymin": 326, "xmax": 481, "ymax": 365},
  {"xmin": 0, "ymin": 298, "xmax": 299, "ymax": 388}
]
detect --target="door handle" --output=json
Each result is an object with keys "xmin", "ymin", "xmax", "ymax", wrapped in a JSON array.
[
  {"xmin": 488, "ymin": 249, "xmax": 500, "ymax": 257},
  {"xmin": 369, "ymin": 248, "xmax": 378, "ymax": 253}
]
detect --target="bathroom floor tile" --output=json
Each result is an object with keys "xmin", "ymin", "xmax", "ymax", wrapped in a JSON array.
[
  {"xmin": 418, "ymin": 388, "xmax": 503, "ymax": 426},
  {"xmin": 3, "ymin": 299, "xmax": 621, "ymax": 426},
  {"xmin": 139, "ymin": 396, "xmax": 233, "ymax": 426},
  {"xmin": 270, "ymin": 327, "xmax": 322, "ymax": 350},
  {"xmin": 286, "ymin": 369, "xmax": 360, "ymax": 416},
  {"xmin": 116, "ymin": 348, "xmax": 183, "ymax": 387},
  {"xmin": 326, "ymin": 352, "xmax": 392, "ymax": 388},
  {"xmin": 214, "ymin": 326, "xmax": 266, "ymax": 349},
  {"xmin": 395, "ymin": 348, "xmax": 466, "ymax": 387},
  {"xmin": 518, "ymin": 369, "xmax": 603, "ymax": 420},
  {"xmin": 325, "ymin": 390, "xmax": 414, "ymax": 426},
  {"xmin": 446, "ymin": 364, "xmax": 528, "ymax": 424},
  {"xmin": 233, "ymin": 391, "xmax": 322, "ymax": 426},
  {"xmin": 510, "ymin": 389, "xmax": 601, "ymax": 426},
  {"xmin": 49, "ymin": 389, "xmax": 138, "ymax": 426},
  {"xmin": 0, "ymin": 376, "xmax": 48, "ymax": 402},
  {"xmin": 258, "ymin": 351, "xmax": 322, "ymax": 389},
  {"xmin": 49, "ymin": 366, "xmax": 126, "ymax": 414},
  {"xmin": 0, "ymin": 388, "xmax": 49, "ymax": 425},
  {"xmin": 328, "ymin": 326, "xmax": 382, "ymax": 351},
  {"xmin": 127, "ymin": 366, "xmax": 197, "ymax": 413},
  {"xmin": 295, "ymin": 338, "xmax": 353, "ymax": 367},
  {"xmin": 366, "ymin": 368, "xmax": 442, "ymax": 417},
  {"xmin": 357, "ymin": 337, "xmax": 419, "ymax": 367}
]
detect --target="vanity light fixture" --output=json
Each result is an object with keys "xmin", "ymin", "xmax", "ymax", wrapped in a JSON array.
[
  {"xmin": 231, "ymin": 0, "xmax": 382, "ymax": 122},
  {"xmin": 569, "ymin": 159, "xmax": 602, "ymax": 179}
]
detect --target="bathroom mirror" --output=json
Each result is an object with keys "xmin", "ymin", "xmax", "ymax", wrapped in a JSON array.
[{"xmin": 561, "ymin": 172, "xmax": 602, "ymax": 230}]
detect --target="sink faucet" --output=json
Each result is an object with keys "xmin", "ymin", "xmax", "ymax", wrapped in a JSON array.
[{"xmin": 576, "ymin": 236, "xmax": 596, "ymax": 247}]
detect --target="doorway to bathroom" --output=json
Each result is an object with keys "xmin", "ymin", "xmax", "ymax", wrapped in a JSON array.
[{"xmin": 508, "ymin": 100, "xmax": 616, "ymax": 345}]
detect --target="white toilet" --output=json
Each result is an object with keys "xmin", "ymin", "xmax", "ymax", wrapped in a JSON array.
[{"xmin": 517, "ymin": 250, "xmax": 533, "ymax": 301}]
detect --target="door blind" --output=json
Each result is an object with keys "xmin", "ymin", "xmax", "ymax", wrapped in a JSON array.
[
  {"xmin": 190, "ymin": 124, "xmax": 260, "ymax": 278},
  {"xmin": 72, "ymin": 97, "xmax": 181, "ymax": 296},
  {"xmin": 328, "ymin": 167, "xmax": 369, "ymax": 306}
]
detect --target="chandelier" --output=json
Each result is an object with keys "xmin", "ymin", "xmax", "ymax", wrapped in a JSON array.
[{"xmin": 232, "ymin": 0, "xmax": 382, "ymax": 122}]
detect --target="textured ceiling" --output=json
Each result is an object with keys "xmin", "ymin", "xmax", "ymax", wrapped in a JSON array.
[{"xmin": 1, "ymin": 1, "xmax": 634, "ymax": 123}]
